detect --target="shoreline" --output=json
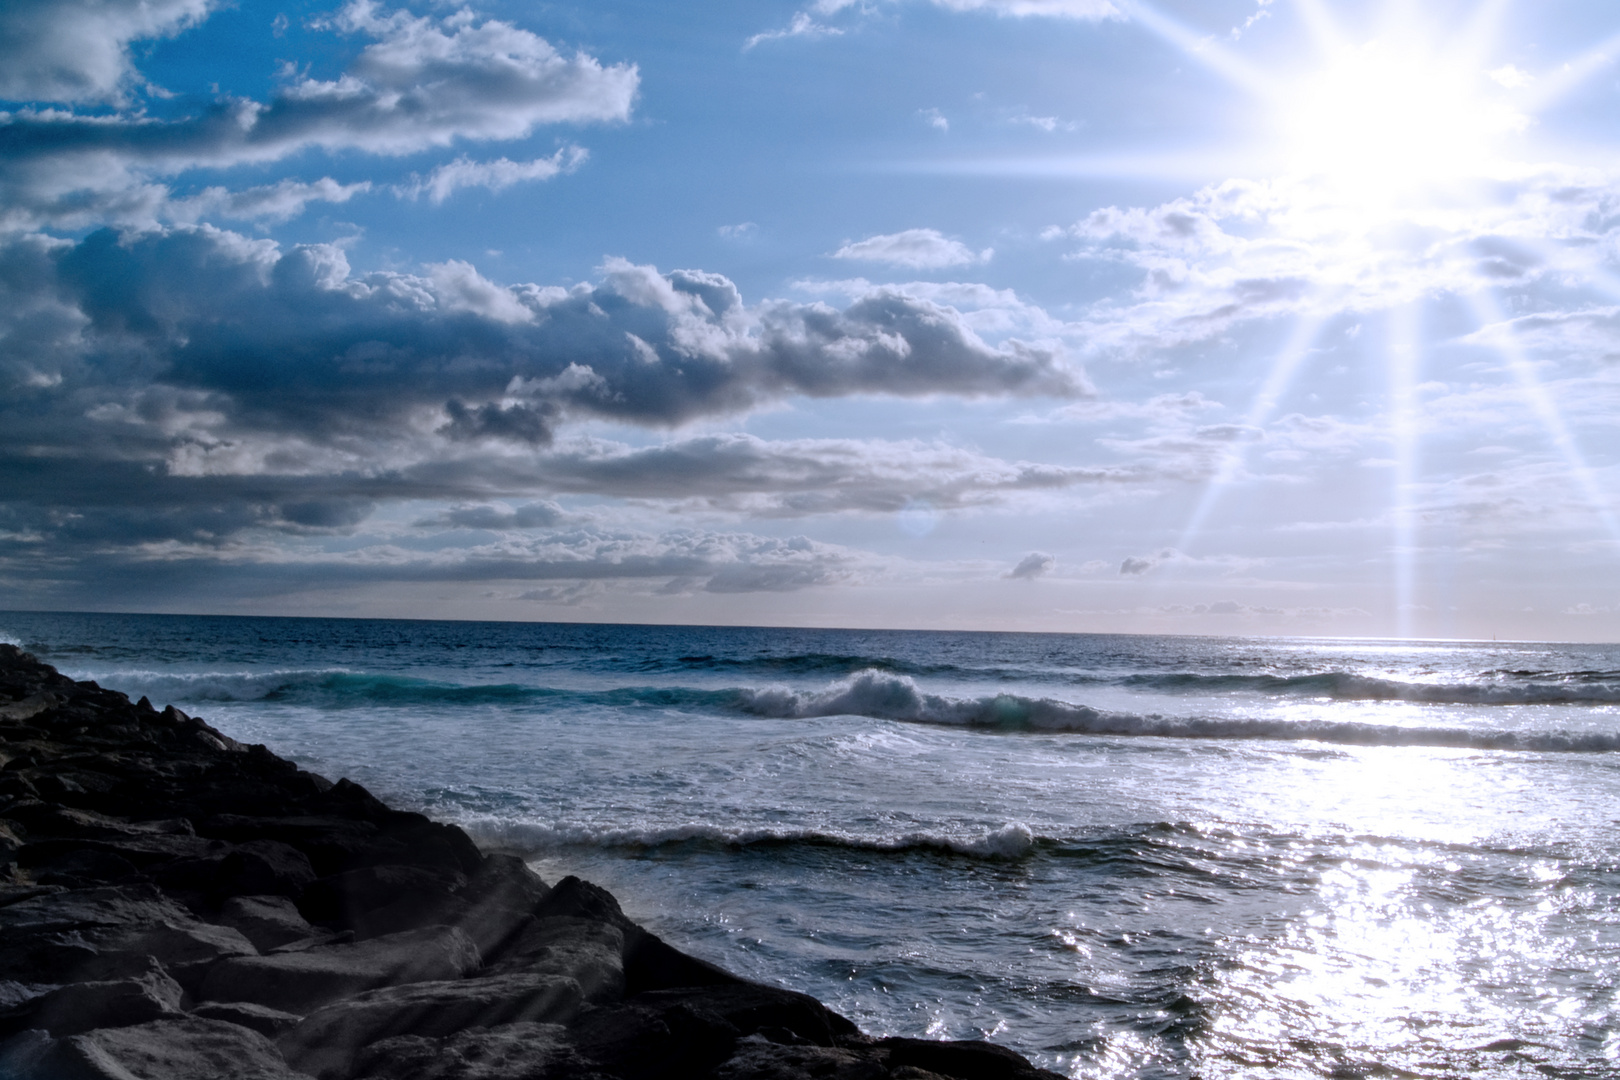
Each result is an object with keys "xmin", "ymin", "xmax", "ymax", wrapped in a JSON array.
[{"xmin": 0, "ymin": 643, "xmax": 1061, "ymax": 1080}]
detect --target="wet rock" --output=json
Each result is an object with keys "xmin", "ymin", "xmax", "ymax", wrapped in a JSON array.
[
  {"xmin": 199, "ymin": 924, "xmax": 481, "ymax": 1013},
  {"xmin": 278, "ymin": 973, "xmax": 584, "ymax": 1078},
  {"xmin": 881, "ymin": 1037, "xmax": 1067, "ymax": 1080}
]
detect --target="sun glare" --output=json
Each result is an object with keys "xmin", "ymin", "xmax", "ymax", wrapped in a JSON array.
[{"xmin": 1277, "ymin": 38, "xmax": 1526, "ymax": 199}]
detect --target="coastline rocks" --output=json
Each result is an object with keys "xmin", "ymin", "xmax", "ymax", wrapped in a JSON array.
[{"xmin": 0, "ymin": 644, "xmax": 1064, "ymax": 1080}]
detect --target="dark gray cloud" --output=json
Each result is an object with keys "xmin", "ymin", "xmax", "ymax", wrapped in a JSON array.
[
  {"xmin": 0, "ymin": 1, "xmax": 638, "ymax": 230},
  {"xmin": 1, "ymin": 228, "xmax": 1084, "ymax": 448},
  {"xmin": 1004, "ymin": 551, "xmax": 1054, "ymax": 579},
  {"xmin": 0, "ymin": 226, "xmax": 1092, "ymax": 598}
]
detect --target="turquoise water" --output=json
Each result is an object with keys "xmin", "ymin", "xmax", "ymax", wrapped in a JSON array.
[{"xmin": 5, "ymin": 611, "xmax": 1619, "ymax": 1078}]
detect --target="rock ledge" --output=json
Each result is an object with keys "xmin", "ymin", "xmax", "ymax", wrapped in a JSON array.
[{"xmin": 0, "ymin": 645, "xmax": 1061, "ymax": 1080}]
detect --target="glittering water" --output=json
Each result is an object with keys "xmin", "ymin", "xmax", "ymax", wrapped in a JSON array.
[{"xmin": 5, "ymin": 611, "xmax": 1618, "ymax": 1078}]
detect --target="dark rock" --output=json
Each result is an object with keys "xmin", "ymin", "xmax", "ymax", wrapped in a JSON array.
[
  {"xmin": 298, "ymin": 864, "xmax": 466, "ymax": 937},
  {"xmin": 348, "ymin": 1022, "xmax": 607, "ymax": 1080},
  {"xmin": 484, "ymin": 916, "xmax": 625, "ymax": 1001},
  {"xmin": 715, "ymin": 1039, "xmax": 891, "ymax": 1080},
  {"xmin": 22, "ymin": 957, "xmax": 185, "ymax": 1036},
  {"xmin": 0, "ymin": 645, "xmax": 1063, "ymax": 1080},
  {"xmin": 199, "ymin": 924, "xmax": 482, "ymax": 1013},
  {"xmin": 4, "ymin": 1017, "xmax": 308, "ymax": 1079},
  {"xmin": 278, "ymin": 973, "xmax": 584, "ymax": 1078},
  {"xmin": 881, "ymin": 1037, "xmax": 1068, "ymax": 1080},
  {"xmin": 219, "ymin": 895, "xmax": 317, "ymax": 952},
  {"xmin": 188, "ymin": 1001, "xmax": 303, "ymax": 1038}
]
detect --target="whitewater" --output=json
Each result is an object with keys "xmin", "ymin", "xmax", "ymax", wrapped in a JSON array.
[{"xmin": 4, "ymin": 611, "xmax": 1618, "ymax": 1078}]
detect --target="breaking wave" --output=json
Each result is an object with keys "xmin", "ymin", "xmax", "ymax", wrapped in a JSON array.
[
  {"xmin": 463, "ymin": 818, "xmax": 1039, "ymax": 860},
  {"xmin": 732, "ymin": 671, "xmax": 1620, "ymax": 752}
]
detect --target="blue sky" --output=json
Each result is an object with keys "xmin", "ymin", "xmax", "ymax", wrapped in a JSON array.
[{"xmin": 2, "ymin": 0, "xmax": 1619, "ymax": 638}]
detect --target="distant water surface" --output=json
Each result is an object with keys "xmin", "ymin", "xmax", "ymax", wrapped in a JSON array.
[{"xmin": 5, "ymin": 611, "xmax": 1618, "ymax": 1079}]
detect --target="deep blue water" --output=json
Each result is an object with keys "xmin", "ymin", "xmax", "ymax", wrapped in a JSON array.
[{"xmin": 5, "ymin": 611, "xmax": 1619, "ymax": 1079}]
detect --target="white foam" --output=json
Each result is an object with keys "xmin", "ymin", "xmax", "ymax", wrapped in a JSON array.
[
  {"xmin": 461, "ymin": 817, "xmax": 1039, "ymax": 860},
  {"xmin": 733, "ymin": 669, "xmax": 1620, "ymax": 752}
]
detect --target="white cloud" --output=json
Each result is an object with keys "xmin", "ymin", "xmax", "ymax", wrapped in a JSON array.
[
  {"xmin": 926, "ymin": 0, "xmax": 1118, "ymax": 17},
  {"xmin": 920, "ymin": 108, "xmax": 950, "ymax": 132},
  {"xmin": 400, "ymin": 147, "xmax": 588, "ymax": 204},
  {"xmin": 0, "ymin": 0, "xmax": 217, "ymax": 104},
  {"xmin": 745, "ymin": 12, "xmax": 844, "ymax": 49},
  {"xmin": 833, "ymin": 229, "xmax": 992, "ymax": 269},
  {"xmin": 0, "ymin": 1, "xmax": 637, "ymax": 232},
  {"xmin": 167, "ymin": 177, "xmax": 373, "ymax": 224},
  {"xmin": 719, "ymin": 222, "xmax": 759, "ymax": 240}
]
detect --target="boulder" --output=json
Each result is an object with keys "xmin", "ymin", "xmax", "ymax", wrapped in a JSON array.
[
  {"xmin": 188, "ymin": 1001, "xmax": 303, "ymax": 1038},
  {"xmin": 348, "ymin": 1022, "xmax": 603, "ymax": 1080},
  {"xmin": 278, "ymin": 973, "xmax": 584, "ymax": 1078},
  {"xmin": 199, "ymin": 925, "xmax": 481, "ymax": 1013},
  {"xmin": 219, "ymin": 895, "xmax": 317, "ymax": 952},
  {"xmin": 483, "ymin": 916, "xmax": 625, "ymax": 1002},
  {"xmin": 5, "ymin": 1017, "xmax": 309, "ymax": 1079},
  {"xmin": 22, "ymin": 957, "xmax": 184, "ymax": 1036}
]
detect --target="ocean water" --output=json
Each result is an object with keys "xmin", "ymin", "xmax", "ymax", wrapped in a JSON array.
[{"xmin": 3, "ymin": 612, "xmax": 1618, "ymax": 1079}]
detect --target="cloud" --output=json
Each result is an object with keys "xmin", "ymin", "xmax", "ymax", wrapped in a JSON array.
[
  {"xmin": 0, "ymin": 229, "xmax": 1084, "ymax": 445},
  {"xmin": 399, "ymin": 147, "xmax": 588, "ymax": 204},
  {"xmin": 0, "ymin": 226, "xmax": 1094, "ymax": 568},
  {"xmin": 0, "ymin": 516, "xmax": 879, "ymax": 607},
  {"xmin": 919, "ymin": 108, "xmax": 949, "ymax": 132},
  {"xmin": 745, "ymin": 12, "xmax": 844, "ymax": 49},
  {"xmin": 525, "ymin": 434, "xmax": 1135, "ymax": 515},
  {"xmin": 833, "ymin": 229, "xmax": 992, "ymax": 270},
  {"xmin": 166, "ymin": 178, "xmax": 373, "ymax": 224},
  {"xmin": 0, "ymin": 0, "xmax": 217, "ymax": 104},
  {"xmin": 0, "ymin": 1, "xmax": 638, "ymax": 232},
  {"xmin": 428, "ymin": 502, "xmax": 570, "ymax": 530},
  {"xmin": 1004, "ymin": 551, "xmax": 1054, "ymax": 579},
  {"xmin": 1051, "ymin": 170, "xmax": 1620, "ymax": 356},
  {"xmin": 719, "ymin": 222, "xmax": 758, "ymax": 240}
]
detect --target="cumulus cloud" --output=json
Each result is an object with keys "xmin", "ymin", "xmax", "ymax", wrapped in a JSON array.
[
  {"xmin": 0, "ymin": 229, "xmax": 1084, "ymax": 446},
  {"xmin": 1004, "ymin": 551, "xmax": 1054, "ymax": 579},
  {"xmin": 833, "ymin": 229, "xmax": 991, "ymax": 270},
  {"xmin": 0, "ymin": 0, "xmax": 216, "ymax": 104},
  {"xmin": 0, "ymin": 226, "xmax": 1095, "ymax": 576},
  {"xmin": 399, "ymin": 147, "xmax": 588, "ymax": 203},
  {"xmin": 0, "ymin": 1, "xmax": 638, "ymax": 231}
]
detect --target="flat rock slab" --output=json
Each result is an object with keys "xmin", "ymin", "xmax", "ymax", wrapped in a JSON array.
[
  {"xmin": 1, "ymin": 1017, "xmax": 309, "ymax": 1080},
  {"xmin": 279, "ymin": 972, "xmax": 584, "ymax": 1079},
  {"xmin": 219, "ymin": 895, "xmax": 316, "ymax": 952},
  {"xmin": 200, "ymin": 925, "xmax": 481, "ymax": 1013},
  {"xmin": 348, "ymin": 1022, "xmax": 606, "ymax": 1080}
]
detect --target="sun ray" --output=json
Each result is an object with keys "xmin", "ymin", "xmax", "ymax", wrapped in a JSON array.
[
  {"xmin": 1114, "ymin": 0, "xmax": 1279, "ymax": 99},
  {"xmin": 1465, "ymin": 293, "xmax": 1620, "ymax": 545},
  {"xmin": 1173, "ymin": 315, "xmax": 1327, "ymax": 556},
  {"xmin": 1523, "ymin": 29, "xmax": 1620, "ymax": 113},
  {"xmin": 1387, "ymin": 304, "xmax": 1422, "ymax": 639},
  {"xmin": 1290, "ymin": 0, "xmax": 1347, "ymax": 54}
]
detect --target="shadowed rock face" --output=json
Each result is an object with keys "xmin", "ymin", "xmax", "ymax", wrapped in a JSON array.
[{"xmin": 0, "ymin": 645, "xmax": 1063, "ymax": 1080}]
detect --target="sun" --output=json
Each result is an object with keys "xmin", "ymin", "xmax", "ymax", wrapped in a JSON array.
[{"xmin": 1274, "ymin": 34, "xmax": 1528, "ymax": 203}]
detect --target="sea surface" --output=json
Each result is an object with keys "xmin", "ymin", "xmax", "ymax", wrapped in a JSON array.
[{"xmin": 4, "ymin": 611, "xmax": 1618, "ymax": 1079}]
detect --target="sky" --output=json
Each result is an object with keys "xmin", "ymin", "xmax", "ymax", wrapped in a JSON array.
[{"xmin": 2, "ymin": 0, "xmax": 1620, "ymax": 639}]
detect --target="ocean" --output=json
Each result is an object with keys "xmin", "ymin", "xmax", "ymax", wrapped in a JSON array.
[{"xmin": 3, "ymin": 610, "xmax": 1617, "ymax": 1079}]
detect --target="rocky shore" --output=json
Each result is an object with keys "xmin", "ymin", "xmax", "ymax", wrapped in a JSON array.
[{"xmin": 0, "ymin": 645, "xmax": 1061, "ymax": 1080}]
